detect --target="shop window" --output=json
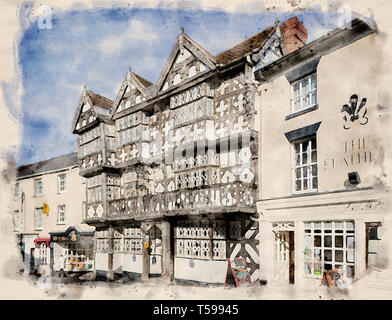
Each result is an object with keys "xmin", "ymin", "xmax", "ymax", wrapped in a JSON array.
[
  {"xmin": 292, "ymin": 136, "xmax": 317, "ymax": 193},
  {"xmin": 14, "ymin": 183, "xmax": 20, "ymax": 201},
  {"xmin": 57, "ymin": 205, "xmax": 66, "ymax": 224},
  {"xmin": 58, "ymin": 174, "xmax": 67, "ymax": 193},
  {"xmin": 291, "ymin": 73, "xmax": 317, "ymax": 113},
  {"xmin": 35, "ymin": 178, "xmax": 43, "ymax": 197},
  {"xmin": 304, "ymin": 221, "xmax": 355, "ymax": 277},
  {"xmin": 34, "ymin": 208, "xmax": 43, "ymax": 231}
]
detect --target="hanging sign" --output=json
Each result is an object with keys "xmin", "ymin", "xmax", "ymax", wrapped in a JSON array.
[
  {"xmin": 224, "ymin": 257, "xmax": 251, "ymax": 288},
  {"xmin": 144, "ymin": 241, "xmax": 150, "ymax": 249},
  {"xmin": 43, "ymin": 203, "xmax": 50, "ymax": 215}
]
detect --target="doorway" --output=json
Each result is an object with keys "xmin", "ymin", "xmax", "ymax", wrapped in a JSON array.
[
  {"xmin": 147, "ymin": 226, "xmax": 162, "ymax": 277},
  {"xmin": 273, "ymin": 231, "xmax": 295, "ymax": 284},
  {"xmin": 366, "ymin": 222, "xmax": 382, "ymax": 269}
]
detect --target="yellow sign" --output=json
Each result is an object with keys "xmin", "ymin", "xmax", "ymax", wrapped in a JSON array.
[
  {"xmin": 144, "ymin": 242, "xmax": 150, "ymax": 249},
  {"xmin": 43, "ymin": 203, "xmax": 50, "ymax": 215}
]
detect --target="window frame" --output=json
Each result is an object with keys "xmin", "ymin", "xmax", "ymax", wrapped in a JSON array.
[
  {"xmin": 57, "ymin": 204, "xmax": 66, "ymax": 225},
  {"xmin": 34, "ymin": 207, "xmax": 43, "ymax": 231},
  {"xmin": 290, "ymin": 73, "xmax": 317, "ymax": 114},
  {"xmin": 58, "ymin": 173, "xmax": 67, "ymax": 193},
  {"xmin": 304, "ymin": 221, "xmax": 355, "ymax": 278},
  {"xmin": 291, "ymin": 136, "xmax": 318, "ymax": 194},
  {"xmin": 14, "ymin": 182, "xmax": 20, "ymax": 201},
  {"xmin": 13, "ymin": 210, "xmax": 20, "ymax": 232},
  {"xmin": 34, "ymin": 178, "xmax": 43, "ymax": 197}
]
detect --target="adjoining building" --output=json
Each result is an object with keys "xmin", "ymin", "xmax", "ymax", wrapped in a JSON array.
[
  {"xmin": 253, "ymin": 17, "xmax": 392, "ymax": 291},
  {"xmin": 11, "ymin": 153, "xmax": 94, "ymax": 274}
]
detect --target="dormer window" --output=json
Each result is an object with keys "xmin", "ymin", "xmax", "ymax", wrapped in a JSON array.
[{"xmin": 291, "ymin": 73, "xmax": 317, "ymax": 113}]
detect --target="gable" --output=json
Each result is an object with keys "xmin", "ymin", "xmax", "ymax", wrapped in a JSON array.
[
  {"xmin": 72, "ymin": 88, "xmax": 113, "ymax": 133},
  {"xmin": 72, "ymin": 89, "xmax": 97, "ymax": 133},
  {"xmin": 111, "ymin": 71, "xmax": 151, "ymax": 117},
  {"xmin": 155, "ymin": 31, "xmax": 216, "ymax": 94}
]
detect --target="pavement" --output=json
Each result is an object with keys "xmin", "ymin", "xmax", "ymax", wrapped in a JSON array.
[{"xmin": 1, "ymin": 271, "xmax": 391, "ymax": 300}]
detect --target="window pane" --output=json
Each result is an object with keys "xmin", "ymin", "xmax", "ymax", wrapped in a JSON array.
[
  {"xmin": 311, "ymin": 75, "xmax": 317, "ymax": 89},
  {"xmin": 314, "ymin": 263, "xmax": 321, "ymax": 275},
  {"xmin": 294, "ymin": 143, "xmax": 300, "ymax": 154},
  {"xmin": 301, "ymin": 79, "xmax": 308, "ymax": 93},
  {"xmin": 304, "ymin": 262, "xmax": 311, "ymax": 274},
  {"xmin": 303, "ymin": 179, "xmax": 308, "ymax": 190},
  {"xmin": 346, "ymin": 236, "xmax": 355, "ymax": 249},
  {"xmin": 295, "ymin": 180, "xmax": 301, "ymax": 191},
  {"xmin": 295, "ymin": 168, "xmax": 301, "ymax": 179},
  {"xmin": 335, "ymin": 250, "xmax": 344, "ymax": 262},
  {"xmin": 312, "ymin": 177, "xmax": 318, "ymax": 189},
  {"xmin": 314, "ymin": 236, "xmax": 321, "ymax": 247},
  {"xmin": 324, "ymin": 236, "xmax": 332, "ymax": 247},
  {"xmin": 311, "ymin": 165, "xmax": 317, "ymax": 176},
  {"xmin": 311, "ymin": 151, "xmax": 317, "ymax": 162},
  {"xmin": 335, "ymin": 236, "xmax": 343, "ymax": 248},
  {"xmin": 302, "ymin": 167, "xmax": 308, "ymax": 177},
  {"xmin": 324, "ymin": 249, "xmax": 332, "ymax": 261},
  {"xmin": 302, "ymin": 153, "xmax": 308, "ymax": 164},
  {"xmin": 295, "ymin": 154, "xmax": 300, "ymax": 166}
]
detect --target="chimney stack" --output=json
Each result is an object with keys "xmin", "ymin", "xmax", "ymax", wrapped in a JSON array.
[{"xmin": 280, "ymin": 16, "xmax": 308, "ymax": 54}]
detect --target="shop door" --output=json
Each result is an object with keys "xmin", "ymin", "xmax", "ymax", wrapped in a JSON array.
[
  {"xmin": 274, "ymin": 231, "xmax": 295, "ymax": 284},
  {"xmin": 148, "ymin": 226, "xmax": 162, "ymax": 276},
  {"xmin": 366, "ymin": 222, "xmax": 382, "ymax": 269}
]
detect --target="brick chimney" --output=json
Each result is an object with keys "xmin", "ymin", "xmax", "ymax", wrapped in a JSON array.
[{"xmin": 280, "ymin": 16, "xmax": 308, "ymax": 54}]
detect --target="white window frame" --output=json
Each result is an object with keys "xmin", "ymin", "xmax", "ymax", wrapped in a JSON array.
[
  {"xmin": 13, "ymin": 210, "xmax": 20, "ymax": 232},
  {"xmin": 58, "ymin": 173, "xmax": 67, "ymax": 193},
  {"xmin": 304, "ymin": 221, "xmax": 355, "ymax": 278},
  {"xmin": 291, "ymin": 136, "xmax": 318, "ymax": 194},
  {"xmin": 34, "ymin": 208, "xmax": 43, "ymax": 231},
  {"xmin": 290, "ymin": 73, "xmax": 317, "ymax": 113},
  {"xmin": 57, "ymin": 204, "xmax": 66, "ymax": 225},
  {"xmin": 14, "ymin": 182, "xmax": 20, "ymax": 201},
  {"xmin": 35, "ymin": 178, "xmax": 43, "ymax": 197}
]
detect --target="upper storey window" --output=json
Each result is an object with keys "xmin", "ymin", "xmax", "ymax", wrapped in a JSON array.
[
  {"xmin": 291, "ymin": 73, "xmax": 317, "ymax": 113},
  {"xmin": 292, "ymin": 136, "xmax": 318, "ymax": 194},
  {"xmin": 35, "ymin": 178, "xmax": 43, "ymax": 197}
]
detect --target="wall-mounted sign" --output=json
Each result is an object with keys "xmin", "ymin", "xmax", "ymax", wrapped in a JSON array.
[
  {"xmin": 43, "ymin": 203, "xmax": 50, "ymax": 215},
  {"xmin": 144, "ymin": 242, "xmax": 150, "ymax": 249},
  {"xmin": 341, "ymin": 94, "xmax": 368, "ymax": 130}
]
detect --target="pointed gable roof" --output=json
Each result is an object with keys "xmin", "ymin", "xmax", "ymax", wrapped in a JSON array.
[
  {"xmin": 111, "ymin": 69, "xmax": 154, "ymax": 117},
  {"xmin": 215, "ymin": 26, "xmax": 276, "ymax": 65},
  {"xmin": 154, "ymin": 28, "xmax": 217, "ymax": 95},
  {"xmin": 72, "ymin": 87, "xmax": 114, "ymax": 133}
]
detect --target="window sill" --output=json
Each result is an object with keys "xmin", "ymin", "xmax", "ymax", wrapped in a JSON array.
[
  {"xmin": 57, "ymin": 222, "xmax": 66, "ymax": 225},
  {"xmin": 292, "ymin": 190, "xmax": 318, "ymax": 197},
  {"xmin": 285, "ymin": 104, "xmax": 318, "ymax": 121}
]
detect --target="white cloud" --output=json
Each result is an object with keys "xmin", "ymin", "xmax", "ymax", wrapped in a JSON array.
[{"xmin": 98, "ymin": 20, "xmax": 158, "ymax": 56}]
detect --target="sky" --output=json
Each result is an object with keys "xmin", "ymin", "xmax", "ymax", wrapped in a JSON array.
[{"xmin": 14, "ymin": 4, "xmax": 344, "ymax": 166}]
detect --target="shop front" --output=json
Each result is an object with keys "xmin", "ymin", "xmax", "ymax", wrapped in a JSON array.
[{"xmin": 50, "ymin": 225, "xmax": 95, "ymax": 274}]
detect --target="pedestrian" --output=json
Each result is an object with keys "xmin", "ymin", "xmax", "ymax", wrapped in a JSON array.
[{"xmin": 58, "ymin": 254, "xmax": 66, "ymax": 278}]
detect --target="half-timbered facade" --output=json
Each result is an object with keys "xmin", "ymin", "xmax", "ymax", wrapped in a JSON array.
[{"xmin": 72, "ymin": 22, "xmax": 285, "ymax": 283}]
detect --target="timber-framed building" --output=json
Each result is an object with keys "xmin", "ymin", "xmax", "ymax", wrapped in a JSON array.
[{"xmin": 71, "ymin": 20, "xmax": 285, "ymax": 283}]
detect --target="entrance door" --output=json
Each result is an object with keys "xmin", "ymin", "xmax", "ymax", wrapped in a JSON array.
[
  {"xmin": 366, "ymin": 222, "xmax": 382, "ymax": 269},
  {"xmin": 148, "ymin": 226, "xmax": 162, "ymax": 277},
  {"xmin": 273, "ymin": 231, "xmax": 295, "ymax": 284}
]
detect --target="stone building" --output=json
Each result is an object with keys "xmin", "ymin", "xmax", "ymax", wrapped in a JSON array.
[
  {"xmin": 11, "ymin": 153, "xmax": 94, "ymax": 274},
  {"xmin": 254, "ymin": 16, "xmax": 392, "ymax": 291}
]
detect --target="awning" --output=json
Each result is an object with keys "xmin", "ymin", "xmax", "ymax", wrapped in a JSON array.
[{"xmin": 34, "ymin": 238, "xmax": 50, "ymax": 247}]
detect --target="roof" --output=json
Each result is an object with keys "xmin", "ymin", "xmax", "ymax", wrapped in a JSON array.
[
  {"xmin": 86, "ymin": 90, "xmax": 113, "ymax": 110},
  {"xmin": 17, "ymin": 152, "xmax": 78, "ymax": 178},
  {"xmin": 132, "ymin": 72, "xmax": 153, "ymax": 88},
  {"xmin": 215, "ymin": 26, "xmax": 275, "ymax": 65}
]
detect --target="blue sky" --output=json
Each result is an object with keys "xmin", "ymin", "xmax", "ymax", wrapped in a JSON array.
[{"xmin": 14, "ymin": 4, "xmax": 343, "ymax": 165}]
